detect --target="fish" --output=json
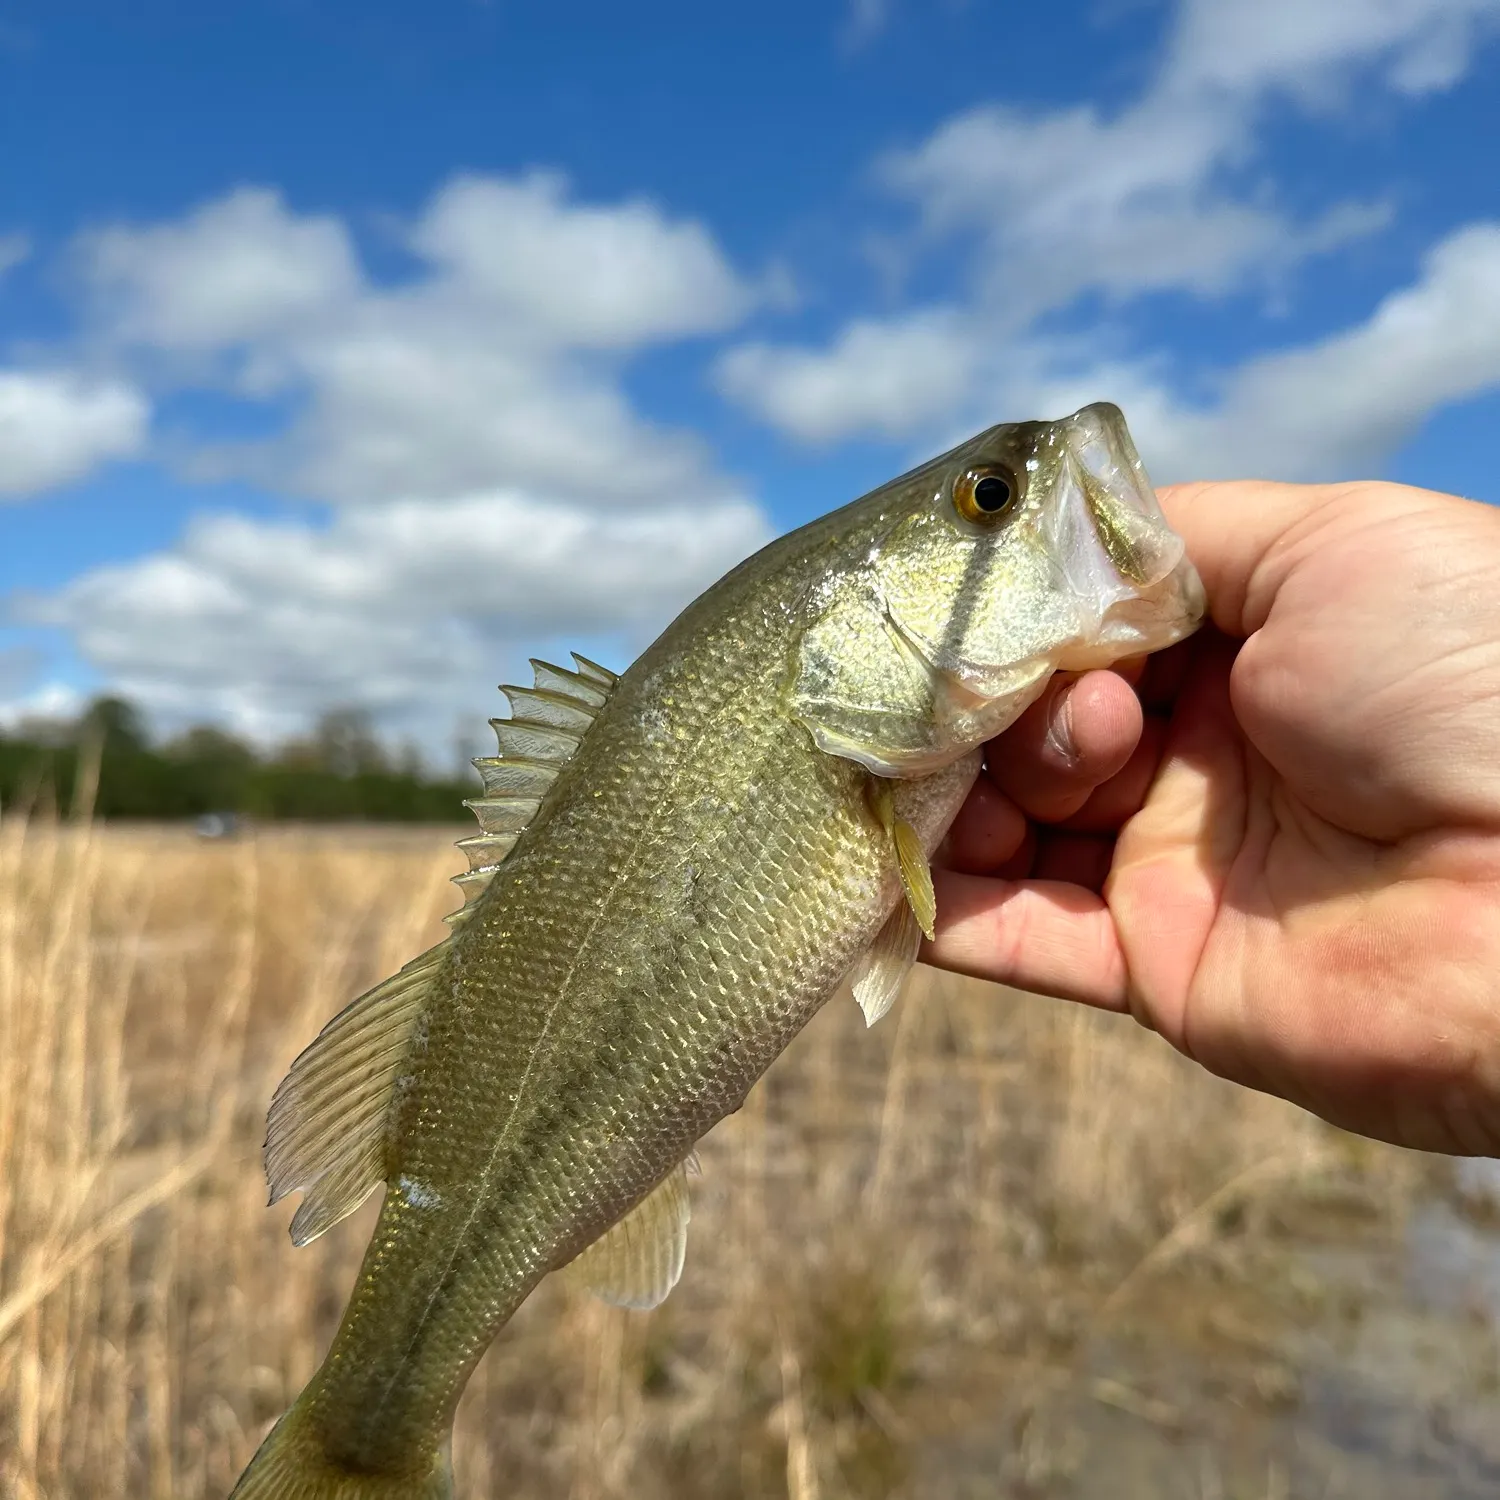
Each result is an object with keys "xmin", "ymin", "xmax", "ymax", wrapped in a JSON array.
[{"xmin": 230, "ymin": 401, "xmax": 1203, "ymax": 1499}]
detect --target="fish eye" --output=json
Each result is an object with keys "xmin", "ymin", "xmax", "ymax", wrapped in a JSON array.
[{"xmin": 953, "ymin": 465, "xmax": 1019, "ymax": 524}]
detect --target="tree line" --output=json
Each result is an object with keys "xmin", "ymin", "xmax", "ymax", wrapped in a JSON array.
[{"xmin": 0, "ymin": 697, "xmax": 478, "ymax": 822}]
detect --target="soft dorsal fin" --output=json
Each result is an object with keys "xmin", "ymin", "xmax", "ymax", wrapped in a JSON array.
[
  {"xmin": 265, "ymin": 939, "xmax": 451, "ymax": 1245},
  {"xmin": 450, "ymin": 652, "xmax": 619, "ymax": 928},
  {"xmin": 565, "ymin": 1158, "xmax": 693, "ymax": 1310}
]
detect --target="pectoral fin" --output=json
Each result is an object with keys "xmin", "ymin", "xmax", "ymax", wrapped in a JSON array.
[
  {"xmin": 891, "ymin": 817, "xmax": 936, "ymax": 941},
  {"xmin": 868, "ymin": 779, "xmax": 938, "ymax": 941},
  {"xmin": 849, "ymin": 900, "xmax": 922, "ymax": 1026},
  {"xmin": 566, "ymin": 1160, "xmax": 692, "ymax": 1310}
]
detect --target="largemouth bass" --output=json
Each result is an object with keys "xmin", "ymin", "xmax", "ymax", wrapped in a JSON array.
[{"xmin": 232, "ymin": 402, "xmax": 1203, "ymax": 1499}]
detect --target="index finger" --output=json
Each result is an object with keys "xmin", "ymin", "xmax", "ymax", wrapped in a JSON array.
[
  {"xmin": 926, "ymin": 870, "xmax": 1129, "ymax": 1010},
  {"xmin": 1155, "ymin": 481, "xmax": 1337, "ymax": 639},
  {"xmin": 1156, "ymin": 480, "xmax": 1451, "ymax": 640}
]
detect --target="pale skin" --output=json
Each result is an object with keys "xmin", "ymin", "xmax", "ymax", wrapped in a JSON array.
[{"xmin": 928, "ymin": 479, "xmax": 1500, "ymax": 1158}]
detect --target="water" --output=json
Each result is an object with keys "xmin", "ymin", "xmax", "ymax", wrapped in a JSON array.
[{"xmin": 911, "ymin": 1171, "xmax": 1500, "ymax": 1497}]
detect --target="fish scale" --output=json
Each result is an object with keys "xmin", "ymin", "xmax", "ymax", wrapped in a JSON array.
[{"xmin": 231, "ymin": 401, "xmax": 1203, "ymax": 1498}]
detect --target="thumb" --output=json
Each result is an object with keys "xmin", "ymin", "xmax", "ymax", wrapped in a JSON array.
[{"xmin": 1155, "ymin": 480, "xmax": 1371, "ymax": 639}]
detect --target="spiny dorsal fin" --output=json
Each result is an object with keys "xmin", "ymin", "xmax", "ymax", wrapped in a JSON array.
[
  {"xmin": 263, "ymin": 658, "xmax": 618, "ymax": 1246},
  {"xmin": 850, "ymin": 900, "xmax": 922, "ymax": 1026},
  {"xmin": 565, "ymin": 1158, "xmax": 692, "ymax": 1310},
  {"xmin": 450, "ymin": 652, "xmax": 618, "ymax": 928},
  {"xmin": 265, "ymin": 939, "xmax": 450, "ymax": 1245}
]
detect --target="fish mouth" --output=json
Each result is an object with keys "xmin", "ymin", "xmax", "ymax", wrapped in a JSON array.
[
  {"xmin": 915, "ymin": 401, "xmax": 1205, "ymax": 697},
  {"xmin": 1048, "ymin": 402, "xmax": 1204, "ymax": 663},
  {"xmin": 1057, "ymin": 402, "xmax": 1187, "ymax": 589}
]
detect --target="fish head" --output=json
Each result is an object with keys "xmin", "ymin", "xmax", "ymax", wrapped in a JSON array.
[{"xmin": 791, "ymin": 401, "xmax": 1205, "ymax": 776}]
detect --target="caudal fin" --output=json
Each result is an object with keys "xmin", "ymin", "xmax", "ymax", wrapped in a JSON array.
[{"xmin": 230, "ymin": 1398, "xmax": 452, "ymax": 1500}]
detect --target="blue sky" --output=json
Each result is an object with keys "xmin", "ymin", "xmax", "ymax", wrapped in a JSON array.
[{"xmin": 3, "ymin": 0, "xmax": 1500, "ymax": 757}]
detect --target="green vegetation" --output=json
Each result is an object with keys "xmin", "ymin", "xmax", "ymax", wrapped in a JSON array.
[{"xmin": 0, "ymin": 696, "xmax": 475, "ymax": 822}]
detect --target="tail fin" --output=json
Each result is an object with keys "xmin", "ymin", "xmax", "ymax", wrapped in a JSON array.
[{"xmin": 230, "ymin": 1398, "xmax": 452, "ymax": 1500}]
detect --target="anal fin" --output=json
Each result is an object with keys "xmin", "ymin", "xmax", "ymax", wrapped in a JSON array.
[{"xmin": 565, "ymin": 1159, "xmax": 692, "ymax": 1310}]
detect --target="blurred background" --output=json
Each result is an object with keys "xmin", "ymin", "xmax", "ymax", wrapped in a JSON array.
[{"xmin": 2, "ymin": 2, "xmax": 1499, "ymax": 1496}]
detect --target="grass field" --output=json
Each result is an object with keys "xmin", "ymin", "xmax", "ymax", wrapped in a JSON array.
[{"xmin": 0, "ymin": 814, "xmax": 1494, "ymax": 1498}]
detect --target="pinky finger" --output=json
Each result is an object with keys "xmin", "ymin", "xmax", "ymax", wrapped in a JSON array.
[{"xmin": 925, "ymin": 869, "xmax": 1129, "ymax": 1011}]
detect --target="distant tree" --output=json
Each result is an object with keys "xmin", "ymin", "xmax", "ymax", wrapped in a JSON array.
[
  {"xmin": 79, "ymin": 696, "xmax": 150, "ymax": 753},
  {"xmin": 394, "ymin": 740, "xmax": 426, "ymax": 781},
  {"xmin": 309, "ymin": 707, "xmax": 387, "ymax": 777},
  {"xmin": 165, "ymin": 724, "xmax": 257, "ymax": 767},
  {"xmin": 0, "ymin": 696, "xmax": 473, "ymax": 824}
]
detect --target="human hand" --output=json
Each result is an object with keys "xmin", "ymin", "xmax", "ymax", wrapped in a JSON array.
[{"xmin": 927, "ymin": 480, "xmax": 1500, "ymax": 1156}]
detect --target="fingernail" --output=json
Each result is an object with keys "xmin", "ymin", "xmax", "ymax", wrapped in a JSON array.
[{"xmin": 1043, "ymin": 682, "xmax": 1078, "ymax": 767}]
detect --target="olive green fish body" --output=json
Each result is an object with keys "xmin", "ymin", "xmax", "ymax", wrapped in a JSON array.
[
  {"xmin": 231, "ymin": 403, "xmax": 1203, "ymax": 1498},
  {"xmin": 305, "ymin": 504, "xmax": 981, "ymax": 1462}
]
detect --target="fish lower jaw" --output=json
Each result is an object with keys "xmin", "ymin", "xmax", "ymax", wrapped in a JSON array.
[
  {"xmin": 807, "ymin": 720, "xmax": 978, "ymax": 778},
  {"xmin": 806, "ymin": 668, "xmax": 1053, "ymax": 778},
  {"xmin": 1051, "ymin": 608, "xmax": 1203, "ymax": 674}
]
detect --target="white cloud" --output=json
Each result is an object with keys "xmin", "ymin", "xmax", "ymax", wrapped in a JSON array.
[
  {"xmin": 0, "ymin": 647, "xmax": 39, "ymax": 700},
  {"xmin": 264, "ymin": 312, "xmax": 729, "ymax": 508},
  {"xmin": 870, "ymin": 0, "xmax": 1489, "ymax": 323},
  {"xmin": 410, "ymin": 173, "xmax": 752, "ymax": 350},
  {"xmin": 716, "ymin": 309, "xmax": 979, "ymax": 443},
  {"xmin": 0, "ymin": 681, "xmax": 85, "ymax": 734},
  {"xmin": 77, "ymin": 174, "xmax": 757, "ymax": 508},
  {"xmin": 881, "ymin": 101, "xmax": 1388, "ymax": 316},
  {"xmin": 80, "ymin": 187, "xmax": 360, "ymax": 351},
  {"xmin": 719, "ymin": 0, "xmax": 1499, "ymax": 448},
  {"xmin": 21, "ymin": 490, "xmax": 771, "ymax": 744},
  {"xmin": 841, "ymin": 0, "xmax": 893, "ymax": 49},
  {"xmin": 1166, "ymin": 0, "xmax": 1500, "ymax": 99},
  {"xmin": 1139, "ymin": 222, "xmax": 1500, "ymax": 481},
  {"xmin": 1001, "ymin": 223, "xmax": 1500, "ymax": 485},
  {"xmin": 3, "ymin": 172, "xmax": 773, "ymax": 740},
  {"xmin": 0, "ymin": 371, "xmax": 148, "ymax": 498}
]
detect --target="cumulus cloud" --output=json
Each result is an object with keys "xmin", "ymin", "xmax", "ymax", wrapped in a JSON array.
[
  {"xmin": 880, "ymin": 103, "xmax": 1389, "ymax": 316},
  {"xmin": 410, "ymin": 174, "xmax": 752, "ymax": 350},
  {"xmin": 716, "ymin": 309, "xmax": 980, "ymax": 443},
  {"xmin": 7, "ymin": 171, "xmax": 771, "ymax": 743},
  {"xmin": 0, "ymin": 681, "xmax": 85, "ymax": 734},
  {"xmin": 75, "ymin": 175, "xmax": 757, "ymax": 507},
  {"xmin": 718, "ymin": 0, "xmax": 1500, "ymax": 448},
  {"xmin": 21, "ymin": 491, "xmax": 771, "ymax": 743},
  {"xmin": 0, "ymin": 371, "xmax": 148, "ymax": 498},
  {"xmin": 80, "ymin": 187, "xmax": 360, "ymax": 351},
  {"xmin": 989, "ymin": 223, "xmax": 1500, "ymax": 484},
  {"xmin": 1137, "ymin": 222, "xmax": 1500, "ymax": 481},
  {"xmin": 1166, "ymin": 0, "xmax": 1500, "ymax": 99}
]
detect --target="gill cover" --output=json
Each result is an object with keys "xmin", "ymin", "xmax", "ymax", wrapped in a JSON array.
[{"xmin": 791, "ymin": 403, "xmax": 1201, "ymax": 776}]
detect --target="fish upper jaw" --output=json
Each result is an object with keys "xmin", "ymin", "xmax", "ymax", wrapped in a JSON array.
[{"xmin": 1032, "ymin": 402, "xmax": 1205, "ymax": 664}]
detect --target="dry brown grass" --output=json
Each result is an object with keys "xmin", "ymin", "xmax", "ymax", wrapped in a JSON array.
[{"xmin": 0, "ymin": 814, "xmax": 1434, "ymax": 1499}]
